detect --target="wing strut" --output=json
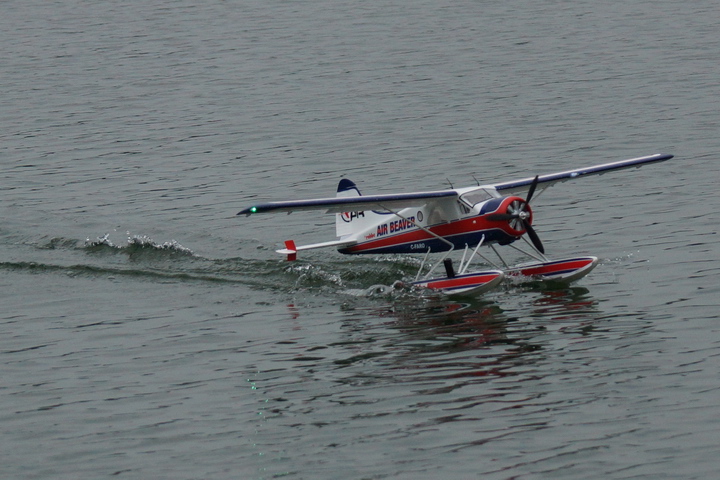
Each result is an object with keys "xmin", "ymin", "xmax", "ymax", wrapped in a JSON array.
[
  {"xmin": 379, "ymin": 205, "xmax": 465, "ymax": 282},
  {"xmin": 378, "ymin": 205, "xmax": 454, "ymax": 251}
]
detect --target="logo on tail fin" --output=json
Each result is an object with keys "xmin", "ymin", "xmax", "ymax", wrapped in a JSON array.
[
  {"xmin": 340, "ymin": 211, "xmax": 365, "ymax": 222},
  {"xmin": 336, "ymin": 179, "xmax": 365, "ymax": 237},
  {"xmin": 335, "ymin": 178, "xmax": 397, "ymax": 239}
]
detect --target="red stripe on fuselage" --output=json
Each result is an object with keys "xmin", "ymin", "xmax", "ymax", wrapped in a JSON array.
[{"xmin": 344, "ymin": 214, "xmax": 519, "ymax": 253}]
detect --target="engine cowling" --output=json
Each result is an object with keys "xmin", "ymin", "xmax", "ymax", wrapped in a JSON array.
[
  {"xmin": 486, "ymin": 196, "xmax": 533, "ymax": 234},
  {"xmin": 485, "ymin": 195, "xmax": 544, "ymax": 254}
]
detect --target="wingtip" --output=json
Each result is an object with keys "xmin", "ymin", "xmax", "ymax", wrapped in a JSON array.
[{"xmin": 237, "ymin": 206, "xmax": 258, "ymax": 216}]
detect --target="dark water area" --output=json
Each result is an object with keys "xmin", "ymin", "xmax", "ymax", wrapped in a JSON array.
[{"xmin": 2, "ymin": 1, "xmax": 719, "ymax": 479}]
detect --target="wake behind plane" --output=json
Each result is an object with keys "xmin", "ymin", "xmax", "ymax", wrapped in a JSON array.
[{"xmin": 238, "ymin": 153, "xmax": 673, "ymax": 295}]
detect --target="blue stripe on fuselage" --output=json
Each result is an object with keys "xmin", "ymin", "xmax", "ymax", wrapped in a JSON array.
[{"xmin": 338, "ymin": 228, "xmax": 518, "ymax": 255}]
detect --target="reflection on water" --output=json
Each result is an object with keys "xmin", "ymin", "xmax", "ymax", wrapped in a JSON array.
[
  {"xmin": 245, "ymin": 286, "xmax": 610, "ymax": 478},
  {"xmin": 337, "ymin": 285, "xmax": 600, "ymax": 384},
  {"xmin": 530, "ymin": 286, "xmax": 599, "ymax": 332}
]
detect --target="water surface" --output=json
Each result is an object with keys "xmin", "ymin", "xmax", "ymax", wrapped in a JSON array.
[{"xmin": 2, "ymin": 1, "xmax": 719, "ymax": 479}]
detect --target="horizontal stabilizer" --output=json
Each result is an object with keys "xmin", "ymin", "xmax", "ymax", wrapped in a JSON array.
[{"xmin": 278, "ymin": 240, "xmax": 297, "ymax": 261}]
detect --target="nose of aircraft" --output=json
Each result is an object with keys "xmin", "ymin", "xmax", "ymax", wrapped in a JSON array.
[{"xmin": 486, "ymin": 176, "xmax": 545, "ymax": 254}]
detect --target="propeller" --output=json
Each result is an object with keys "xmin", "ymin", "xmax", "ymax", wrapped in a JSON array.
[{"xmin": 487, "ymin": 175, "xmax": 545, "ymax": 254}]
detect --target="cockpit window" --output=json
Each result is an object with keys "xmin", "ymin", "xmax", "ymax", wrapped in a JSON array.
[{"xmin": 460, "ymin": 189, "xmax": 494, "ymax": 208}]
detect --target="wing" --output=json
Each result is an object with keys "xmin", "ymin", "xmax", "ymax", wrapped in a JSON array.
[
  {"xmin": 490, "ymin": 153, "xmax": 674, "ymax": 195},
  {"xmin": 238, "ymin": 190, "xmax": 457, "ymax": 216},
  {"xmin": 238, "ymin": 153, "xmax": 673, "ymax": 216}
]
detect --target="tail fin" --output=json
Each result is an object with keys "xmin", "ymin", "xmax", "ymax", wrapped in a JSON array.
[
  {"xmin": 335, "ymin": 179, "xmax": 362, "ymax": 238},
  {"xmin": 278, "ymin": 240, "xmax": 297, "ymax": 261},
  {"xmin": 337, "ymin": 178, "xmax": 361, "ymax": 197},
  {"xmin": 335, "ymin": 179, "xmax": 387, "ymax": 238}
]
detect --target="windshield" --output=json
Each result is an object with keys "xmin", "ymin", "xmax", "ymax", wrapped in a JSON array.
[{"xmin": 460, "ymin": 189, "xmax": 494, "ymax": 208}]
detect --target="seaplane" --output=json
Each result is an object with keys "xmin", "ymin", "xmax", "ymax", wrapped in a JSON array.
[{"xmin": 238, "ymin": 153, "xmax": 673, "ymax": 296}]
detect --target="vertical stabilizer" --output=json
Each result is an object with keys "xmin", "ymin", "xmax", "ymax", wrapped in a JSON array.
[
  {"xmin": 335, "ymin": 179, "xmax": 362, "ymax": 238},
  {"xmin": 337, "ymin": 179, "xmax": 361, "ymax": 198},
  {"xmin": 334, "ymin": 179, "xmax": 388, "ymax": 239}
]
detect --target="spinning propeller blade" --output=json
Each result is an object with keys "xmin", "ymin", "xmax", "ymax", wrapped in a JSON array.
[
  {"xmin": 522, "ymin": 175, "xmax": 544, "ymax": 253},
  {"xmin": 523, "ymin": 221, "xmax": 545, "ymax": 254},
  {"xmin": 526, "ymin": 175, "xmax": 539, "ymax": 203}
]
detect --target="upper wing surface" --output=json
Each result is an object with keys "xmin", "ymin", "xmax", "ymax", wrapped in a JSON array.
[
  {"xmin": 238, "ymin": 190, "xmax": 457, "ymax": 216},
  {"xmin": 490, "ymin": 153, "xmax": 673, "ymax": 195},
  {"xmin": 238, "ymin": 153, "xmax": 673, "ymax": 216}
]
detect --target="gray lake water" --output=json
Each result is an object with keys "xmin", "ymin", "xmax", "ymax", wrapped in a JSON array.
[{"xmin": 2, "ymin": 1, "xmax": 720, "ymax": 479}]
